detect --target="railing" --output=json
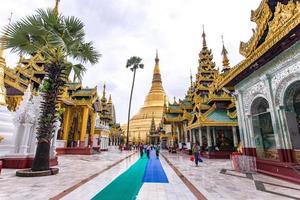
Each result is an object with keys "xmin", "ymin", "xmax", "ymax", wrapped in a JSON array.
[{"xmin": 231, "ymin": 154, "xmax": 257, "ymax": 173}]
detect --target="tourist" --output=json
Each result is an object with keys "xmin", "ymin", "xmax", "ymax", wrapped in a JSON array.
[
  {"xmin": 192, "ymin": 141, "xmax": 201, "ymax": 167},
  {"xmin": 139, "ymin": 143, "xmax": 144, "ymax": 158},
  {"xmin": 146, "ymin": 145, "xmax": 151, "ymax": 159},
  {"xmin": 155, "ymin": 145, "xmax": 160, "ymax": 159}
]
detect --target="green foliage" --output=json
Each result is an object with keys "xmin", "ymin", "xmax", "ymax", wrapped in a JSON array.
[
  {"xmin": 56, "ymin": 107, "xmax": 65, "ymax": 120},
  {"xmin": 126, "ymin": 56, "xmax": 144, "ymax": 71},
  {"xmin": 39, "ymin": 79, "xmax": 51, "ymax": 93}
]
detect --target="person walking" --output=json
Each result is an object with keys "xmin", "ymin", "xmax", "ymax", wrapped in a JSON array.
[
  {"xmin": 155, "ymin": 145, "xmax": 160, "ymax": 159},
  {"xmin": 146, "ymin": 145, "xmax": 151, "ymax": 159},
  {"xmin": 192, "ymin": 141, "xmax": 201, "ymax": 167},
  {"xmin": 139, "ymin": 143, "xmax": 144, "ymax": 158}
]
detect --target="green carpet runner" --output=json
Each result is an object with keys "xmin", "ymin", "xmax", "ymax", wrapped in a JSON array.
[{"xmin": 92, "ymin": 154, "xmax": 148, "ymax": 200}]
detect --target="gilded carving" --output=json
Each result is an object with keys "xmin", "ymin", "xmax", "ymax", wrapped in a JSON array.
[{"xmin": 239, "ymin": 0, "xmax": 272, "ymax": 57}]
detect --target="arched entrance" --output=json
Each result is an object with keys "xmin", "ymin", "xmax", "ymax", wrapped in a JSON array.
[
  {"xmin": 284, "ymin": 81, "xmax": 300, "ymax": 158},
  {"xmin": 251, "ymin": 97, "xmax": 277, "ymax": 160}
]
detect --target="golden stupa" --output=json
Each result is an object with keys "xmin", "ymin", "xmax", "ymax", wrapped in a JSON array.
[{"xmin": 123, "ymin": 51, "xmax": 167, "ymax": 143}]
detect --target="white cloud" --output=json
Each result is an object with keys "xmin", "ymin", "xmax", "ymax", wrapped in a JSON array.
[{"xmin": 0, "ymin": 0, "xmax": 261, "ymax": 123}]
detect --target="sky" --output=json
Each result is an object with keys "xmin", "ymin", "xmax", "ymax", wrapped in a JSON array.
[{"xmin": 0, "ymin": 0, "xmax": 261, "ymax": 124}]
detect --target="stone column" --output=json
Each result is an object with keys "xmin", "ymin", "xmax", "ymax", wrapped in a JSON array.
[
  {"xmin": 19, "ymin": 123, "xmax": 33, "ymax": 154},
  {"xmin": 206, "ymin": 126, "xmax": 212, "ymax": 151},
  {"xmin": 212, "ymin": 127, "xmax": 216, "ymax": 146},
  {"xmin": 176, "ymin": 125, "xmax": 180, "ymax": 144},
  {"xmin": 261, "ymin": 74, "xmax": 283, "ymax": 149},
  {"xmin": 198, "ymin": 127, "xmax": 203, "ymax": 147},
  {"xmin": 79, "ymin": 106, "xmax": 89, "ymax": 147},
  {"xmin": 193, "ymin": 129, "xmax": 196, "ymax": 144},
  {"xmin": 232, "ymin": 126, "xmax": 238, "ymax": 148},
  {"xmin": 89, "ymin": 112, "xmax": 96, "ymax": 147}
]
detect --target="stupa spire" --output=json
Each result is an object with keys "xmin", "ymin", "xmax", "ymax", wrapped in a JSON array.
[
  {"xmin": 190, "ymin": 69, "xmax": 193, "ymax": 87},
  {"xmin": 108, "ymin": 94, "xmax": 112, "ymax": 104},
  {"xmin": 154, "ymin": 49, "xmax": 160, "ymax": 74},
  {"xmin": 53, "ymin": 0, "xmax": 60, "ymax": 16},
  {"xmin": 221, "ymin": 35, "xmax": 230, "ymax": 73},
  {"xmin": 101, "ymin": 83, "xmax": 107, "ymax": 102},
  {"xmin": 149, "ymin": 50, "xmax": 164, "ymax": 93},
  {"xmin": 202, "ymin": 25, "xmax": 207, "ymax": 48}
]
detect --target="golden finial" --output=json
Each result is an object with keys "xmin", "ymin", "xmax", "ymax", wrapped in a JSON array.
[
  {"xmin": 190, "ymin": 69, "xmax": 193, "ymax": 87},
  {"xmin": 108, "ymin": 94, "xmax": 112, "ymax": 104},
  {"xmin": 221, "ymin": 35, "xmax": 230, "ymax": 72},
  {"xmin": 103, "ymin": 82, "xmax": 106, "ymax": 97},
  {"xmin": 202, "ymin": 25, "xmax": 207, "ymax": 48},
  {"xmin": 154, "ymin": 49, "xmax": 160, "ymax": 74},
  {"xmin": 53, "ymin": 0, "xmax": 60, "ymax": 16}
]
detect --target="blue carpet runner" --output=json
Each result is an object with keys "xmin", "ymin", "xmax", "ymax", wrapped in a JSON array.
[
  {"xmin": 142, "ymin": 150, "xmax": 169, "ymax": 183},
  {"xmin": 92, "ymin": 150, "xmax": 169, "ymax": 200}
]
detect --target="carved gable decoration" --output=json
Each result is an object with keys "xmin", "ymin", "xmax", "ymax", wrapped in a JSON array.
[
  {"xmin": 267, "ymin": 1, "xmax": 300, "ymax": 40},
  {"xmin": 240, "ymin": 0, "xmax": 272, "ymax": 57}
]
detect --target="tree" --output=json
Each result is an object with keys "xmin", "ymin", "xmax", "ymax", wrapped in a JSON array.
[
  {"xmin": 65, "ymin": 62, "xmax": 87, "ymax": 82},
  {"xmin": 125, "ymin": 56, "xmax": 144, "ymax": 146},
  {"xmin": 1, "ymin": 8, "xmax": 100, "ymax": 171}
]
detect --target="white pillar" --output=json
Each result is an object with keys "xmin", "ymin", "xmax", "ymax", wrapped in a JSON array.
[
  {"xmin": 192, "ymin": 129, "xmax": 196, "ymax": 144},
  {"xmin": 206, "ymin": 127, "xmax": 212, "ymax": 147},
  {"xmin": 198, "ymin": 127, "xmax": 203, "ymax": 146},
  {"xmin": 19, "ymin": 123, "xmax": 32, "ymax": 154},
  {"xmin": 51, "ymin": 121, "xmax": 61, "ymax": 158},
  {"xmin": 232, "ymin": 126, "xmax": 238, "ymax": 147},
  {"xmin": 212, "ymin": 128, "xmax": 216, "ymax": 146}
]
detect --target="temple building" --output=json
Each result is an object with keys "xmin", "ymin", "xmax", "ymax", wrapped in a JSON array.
[
  {"xmin": 217, "ymin": 0, "xmax": 300, "ymax": 183},
  {"xmin": 163, "ymin": 29, "xmax": 238, "ymax": 159},
  {"xmin": 93, "ymin": 84, "xmax": 120, "ymax": 151},
  {"xmin": 122, "ymin": 51, "xmax": 168, "ymax": 144}
]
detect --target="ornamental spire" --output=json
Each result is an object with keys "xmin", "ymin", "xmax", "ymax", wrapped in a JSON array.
[
  {"xmin": 190, "ymin": 69, "xmax": 193, "ymax": 87},
  {"xmin": 108, "ymin": 94, "xmax": 112, "ymax": 104},
  {"xmin": 53, "ymin": 0, "xmax": 60, "ymax": 16},
  {"xmin": 202, "ymin": 25, "xmax": 207, "ymax": 48},
  {"xmin": 154, "ymin": 49, "xmax": 160, "ymax": 74},
  {"xmin": 221, "ymin": 35, "xmax": 230, "ymax": 73},
  {"xmin": 101, "ymin": 83, "xmax": 107, "ymax": 103}
]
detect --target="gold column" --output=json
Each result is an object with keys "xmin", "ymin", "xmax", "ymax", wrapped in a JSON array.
[
  {"xmin": 80, "ymin": 106, "xmax": 89, "ymax": 147},
  {"xmin": 0, "ymin": 50, "xmax": 6, "ymax": 106},
  {"xmin": 89, "ymin": 111, "xmax": 96, "ymax": 146},
  {"xmin": 62, "ymin": 107, "xmax": 71, "ymax": 141}
]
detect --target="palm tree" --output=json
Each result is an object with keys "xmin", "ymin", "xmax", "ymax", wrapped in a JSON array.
[
  {"xmin": 1, "ymin": 8, "xmax": 100, "ymax": 171},
  {"xmin": 65, "ymin": 62, "xmax": 86, "ymax": 82},
  {"xmin": 125, "ymin": 56, "xmax": 144, "ymax": 146}
]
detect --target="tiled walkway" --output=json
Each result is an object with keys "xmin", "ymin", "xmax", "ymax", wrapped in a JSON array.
[
  {"xmin": 0, "ymin": 147, "xmax": 134, "ymax": 200},
  {"xmin": 1, "ymin": 148, "xmax": 299, "ymax": 200},
  {"xmin": 64, "ymin": 151, "xmax": 196, "ymax": 200},
  {"xmin": 162, "ymin": 151, "xmax": 300, "ymax": 200}
]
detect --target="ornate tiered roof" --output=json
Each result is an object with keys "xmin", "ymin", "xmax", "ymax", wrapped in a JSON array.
[{"xmin": 164, "ymin": 28, "xmax": 237, "ymax": 128}]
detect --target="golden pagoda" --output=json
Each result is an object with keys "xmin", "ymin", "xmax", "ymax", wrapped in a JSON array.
[{"xmin": 122, "ymin": 51, "xmax": 167, "ymax": 143}]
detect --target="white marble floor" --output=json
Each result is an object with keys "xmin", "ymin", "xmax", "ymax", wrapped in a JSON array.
[
  {"xmin": 162, "ymin": 151, "xmax": 300, "ymax": 200},
  {"xmin": 0, "ymin": 146, "xmax": 134, "ymax": 200},
  {"xmin": 64, "ymin": 151, "xmax": 196, "ymax": 200}
]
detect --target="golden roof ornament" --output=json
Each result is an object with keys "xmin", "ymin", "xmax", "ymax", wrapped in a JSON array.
[
  {"xmin": 53, "ymin": 0, "xmax": 60, "ymax": 16},
  {"xmin": 101, "ymin": 83, "xmax": 107, "ymax": 103},
  {"xmin": 202, "ymin": 25, "xmax": 207, "ymax": 48},
  {"xmin": 154, "ymin": 49, "xmax": 160, "ymax": 74},
  {"xmin": 221, "ymin": 35, "xmax": 230, "ymax": 73},
  {"xmin": 108, "ymin": 94, "xmax": 112, "ymax": 104}
]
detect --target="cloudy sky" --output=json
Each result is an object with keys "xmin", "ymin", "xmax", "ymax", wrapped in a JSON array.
[{"xmin": 0, "ymin": 0, "xmax": 261, "ymax": 124}]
